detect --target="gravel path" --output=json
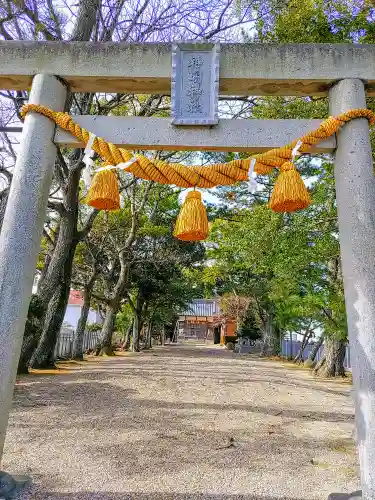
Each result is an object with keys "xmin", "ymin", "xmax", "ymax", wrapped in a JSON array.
[{"xmin": 3, "ymin": 344, "xmax": 359, "ymax": 500}]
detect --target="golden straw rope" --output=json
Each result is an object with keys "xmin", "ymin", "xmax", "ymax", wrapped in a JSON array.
[{"xmin": 21, "ymin": 105, "xmax": 375, "ymax": 188}]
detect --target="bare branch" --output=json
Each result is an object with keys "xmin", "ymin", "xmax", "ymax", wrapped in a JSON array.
[
  {"xmin": 47, "ymin": 200, "xmax": 64, "ymax": 215},
  {"xmin": 77, "ymin": 209, "xmax": 99, "ymax": 240}
]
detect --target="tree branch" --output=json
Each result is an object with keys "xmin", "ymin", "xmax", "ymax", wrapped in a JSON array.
[
  {"xmin": 47, "ymin": 200, "xmax": 64, "ymax": 214},
  {"xmin": 77, "ymin": 209, "xmax": 99, "ymax": 240},
  {"xmin": 91, "ymin": 292, "xmax": 111, "ymax": 305}
]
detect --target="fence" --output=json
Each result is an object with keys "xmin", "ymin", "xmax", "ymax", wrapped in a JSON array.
[
  {"xmin": 54, "ymin": 328, "xmax": 102, "ymax": 359},
  {"xmin": 280, "ymin": 339, "xmax": 351, "ymax": 371}
]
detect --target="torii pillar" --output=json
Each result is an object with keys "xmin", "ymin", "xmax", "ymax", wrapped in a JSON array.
[
  {"xmin": 0, "ymin": 74, "xmax": 67, "ymax": 495},
  {"xmin": 329, "ymin": 79, "xmax": 375, "ymax": 500}
]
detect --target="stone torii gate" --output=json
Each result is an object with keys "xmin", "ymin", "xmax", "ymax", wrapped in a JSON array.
[{"xmin": 0, "ymin": 42, "xmax": 375, "ymax": 499}]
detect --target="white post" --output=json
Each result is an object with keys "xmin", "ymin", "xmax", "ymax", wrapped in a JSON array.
[
  {"xmin": 329, "ymin": 79, "xmax": 375, "ymax": 500},
  {"xmin": 0, "ymin": 75, "xmax": 67, "ymax": 465}
]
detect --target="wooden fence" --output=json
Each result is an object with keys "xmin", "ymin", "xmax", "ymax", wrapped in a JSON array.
[{"xmin": 54, "ymin": 329, "xmax": 101, "ymax": 359}]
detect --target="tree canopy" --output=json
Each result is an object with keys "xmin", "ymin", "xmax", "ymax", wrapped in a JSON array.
[{"xmin": 0, "ymin": 0, "xmax": 373, "ymax": 376}]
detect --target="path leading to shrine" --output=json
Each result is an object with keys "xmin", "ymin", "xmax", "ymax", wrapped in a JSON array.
[{"xmin": 3, "ymin": 344, "xmax": 358, "ymax": 499}]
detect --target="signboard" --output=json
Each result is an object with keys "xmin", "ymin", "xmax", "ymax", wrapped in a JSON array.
[{"xmin": 171, "ymin": 42, "xmax": 220, "ymax": 125}]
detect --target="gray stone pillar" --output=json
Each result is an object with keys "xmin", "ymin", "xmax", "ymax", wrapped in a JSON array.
[
  {"xmin": 0, "ymin": 75, "xmax": 67, "ymax": 462},
  {"xmin": 329, "ymin": 79, "xmax": 375, "ymax": 499}
]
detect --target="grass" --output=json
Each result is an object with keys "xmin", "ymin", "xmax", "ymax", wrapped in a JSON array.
[
  {"xmin": 266, "ymin": 356, "xmax": 311, "ymax": 370},
  {"xmin": 28, "ymin": 367, "xmax": 72, "ymax": 375},
  {"xmin": 312, "ymin": 460, "xmax": 330, "ymax": 469},
  {"xmin": 26, "ymin": 359, "xmax": 87, "ymax": 376},
  {"xmin": 265, "ymin": 356, "xmax": 353, "ymax": 383},
  {"xmin": 340, "ymin": 466, "xmax": 358, "ymax": 478},
  {"xmin": 328, "ymin": 438, "xmax": 356, "ymax": 454}
]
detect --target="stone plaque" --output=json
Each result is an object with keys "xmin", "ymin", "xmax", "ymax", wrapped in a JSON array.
[{"xmin": 171, "ymin": 42, "xmax": 220, "ymax": 125}]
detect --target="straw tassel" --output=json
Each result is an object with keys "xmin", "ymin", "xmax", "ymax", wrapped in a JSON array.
[
  {"xmin": 173, "ymin": 191, "xmax": 208, "ymax": 241},
  {"xmin": 86, "ymin": 169, "xmax": 120, "ymax": 211},
  {"xmin": 269, "ymin": 161, "xmax": 311, "ymax": 213}
]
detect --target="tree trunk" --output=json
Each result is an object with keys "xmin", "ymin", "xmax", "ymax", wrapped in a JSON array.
[
  {"xmin": 29, "ymin": 240, "xmax": 76, "ymax": 368},
  {"xmin": 143, "ymin": 321, "xmax": 152, "ymax": 350},
  {"xmin": 304, "ymin": 335, "xmax": 324, "ymax": 368},
  {"xmin": 314, "ymin": 336, "xmax": 346, "ymax": 377},
  {"xmin": 70, "ymin": 0, "xmax": 100, "ymax": 41},
  {"xmin": 130, "ymin": 312, "xmax": 141, "ymax": 352},
  {"xmin": 20, "ymin": 230, "xmax": 74, "ymax": 369},
  {"xmin": 19, "ymin": 168, "xmax": 81, "ymax": 369},
  {"xmin": 293, "ymin": 331, "xmax": 312, "ymax": 364},
  {"xmin": 72, "ymin": 269, "xmax": 97, "ymax": 360},
  {"xmin": 129, "ymin": 293, "xmax": 145, "ymax": 352},
  {"xmin": 72, "ymin": 290, "xmax": 91, "ymax": 360},
  {"xmin": 261, "ymin": 311, "xmax": 280, "ymax": 356},
  {"xmin": 313, "ymin": 355, "xmax": 326, "ymax": 374},
  {"xmin": 29, "ymin": 281, "xmax": 70, "ymax": 368},
  {"xmin": 122, "ymin": 320, "xmax": 133, "ymax": 351},
  {"xmin": 17, "ymin": 327, "xmax": 39, "ymax": 373},
  {"xmin": 38, "ymin": 205, "xmax": 78, "ymax": 306},
  {"xmin": 160, "ymin": 325, "xmax": 165, "ymax": 346},
  {"xmin": 293, "ymin": 346, "xmax": 304, "ymax": 364},
  {"xmin": 260, "ymin": 316, "xmax": 271, "ymax": 356},
  {"xmin": 17, "ymin": 296, "xmax": 46, "ymax": 373},
  {"xmin": 270, "ymin": 323, "xmax": 282, "ymax": 356},
  {"xmin": 261, "ymin": 310, "xmax": 279, "ymax": 356},
  {"xmin": 37, "ymin": 253, "xmax": 52, "ymax": 293},
  {"xmin": 260, "ymin": 334, "xmax": 269, "ymax": 356},
  {"xmin": 288, "ymin": 331, "xmax": 293, "ymax": 359},
  {"xmin": 99, "ymin": 304, "xmax": 117, "ymax": 355},
  {"xmin": 98, "ymin": 259, "xmax": 130, "ymax": 355},
  {"xmin": 0, "ymin": 187, "xmax": 10, "ymax": 233}
]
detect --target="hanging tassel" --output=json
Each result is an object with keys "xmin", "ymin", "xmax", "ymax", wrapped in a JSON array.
[
  {"xmin": 86, "ymin": 169, "xmax": 120, "ymax": 211},
  {"xmin": 173, "ymin": 190, "xmax": 208, "ymax": 241},
  {"xmin": 269, "ymin": 161, "xmax": 311, "ymax": 213}
]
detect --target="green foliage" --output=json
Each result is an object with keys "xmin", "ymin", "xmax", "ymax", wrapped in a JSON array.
[
  {"xmin": 254, "ymin": 0, "xmax": 372, "ymax": 44},
  {"xmin": 116, "ymin": 304, "xmax": 133, "ymax": 332},
  {"xmin": 64, "ymin": 0, "xmax": 375, "ymax": 354},
  {"xmin": 78, "ymin": 179, "xmax": 206, "ymax": 337},
  {"xmin": 86, "ymin": 322, "xmax": 102, "ymax": 333},
  {"xmin": 238, "ymin": 309, "xmax": 262, "ymax": 341},
  {"xmin": 205, "ymin": 0, "xmax": 375, "ymax": 347},
  {"xmin": 208, "ymin": 158, "xmax": 347, "ymax": 343},
  {"xmin": 129, "ymin": 220, "xmax": 205, "ymax": 326}
]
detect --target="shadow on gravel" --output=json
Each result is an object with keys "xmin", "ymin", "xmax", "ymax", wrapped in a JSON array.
[
  {"xmin": 328, "ymin": 493, "xmax": 361, "ymax": 499},
  {"xmin": 26, "ymin": 492, "xmax": 314, "ymax": 500},
  {"xmin": 12, "ymin": 374, "xmax": 353, "ymax": 424}
]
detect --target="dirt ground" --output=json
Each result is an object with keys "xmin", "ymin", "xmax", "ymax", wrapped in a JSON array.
[{"xmin": 2, "ymin": 344, "xmax": 359, "ymax": 500}]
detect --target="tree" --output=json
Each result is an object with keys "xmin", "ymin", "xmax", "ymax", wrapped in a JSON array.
[
  {"xmin": 213, "ymin": 0, "xmax": 375, "ymax": 375},
  {"xmin": 116, "ymin": 304, "xmax": 134, "ymax": 350},
  {"xmin": 0, "ymin": 0, "xmax": 263, "ymax": 370},
  {"xmin": 2, "ymin": 0, "xmax": 372, "ymax": 374},
  {"xmin": 304, "ymin": 334, "xmax": 324, "ymax": 368},
  {"xmin": 70, "ymin": 234, "xmax": 106, "ymax": 360},
  {"xmin": 15, "ymin": 0, "xmax": 102, "ymax": 371},
  {"xmin": 82, "ymin": 181, "xmax": 205, "ymax": 354},
  {"xmin": 206, "ymin": 152, "xmax": 350, "ymax": 374},
  {"xmin": 206, "ymin": 203, "xmax": 286, "ymax": 355},
  {"xmin": 93, "ymin": 180, "xmax": 152, "ymax": 355},
  {"xmin": 220, "ymin": 294, "xmax": 251, "ymax": 330},
  {"xmin": 125, "ymin": 188, "xmax": 205, "ymax": 351}
]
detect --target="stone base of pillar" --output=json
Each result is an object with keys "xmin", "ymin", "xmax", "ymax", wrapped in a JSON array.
[
  {"xmin": 0, "ymin": 471, "xmax": 31, "ymax": 499},
  {"xmin": 328, "ymin": 491, "xmax": 362, "ymax": 499}
]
